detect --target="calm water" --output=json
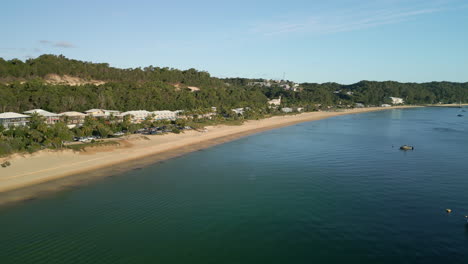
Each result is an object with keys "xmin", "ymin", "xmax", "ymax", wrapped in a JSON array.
[{"xmin": 1, "ymin": 107, "xmax": 468, "ymax": 263}]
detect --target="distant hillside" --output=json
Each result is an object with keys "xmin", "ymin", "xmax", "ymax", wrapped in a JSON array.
[
  {"xmin": 0, "ymin": 54, "xmax": 467, "ymax": 113},
  {"xmin": 0, "ymin": 54, "xmax": 224, "ymax": 88}
]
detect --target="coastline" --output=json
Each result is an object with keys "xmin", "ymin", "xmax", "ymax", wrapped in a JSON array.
[{"xmin": 0, "ymin": 106, "xmax": 420, "ymax": 205}]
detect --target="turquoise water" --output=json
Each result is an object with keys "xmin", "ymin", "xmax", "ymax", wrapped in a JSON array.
[{"xmin": 1, "ymin": 107, "xmax": 468, "ymax": 263}]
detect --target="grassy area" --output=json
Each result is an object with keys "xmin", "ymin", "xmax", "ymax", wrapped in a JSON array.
[{"xmin": 66, "ymin": 140, "xmax": 120, "ymax": 152}]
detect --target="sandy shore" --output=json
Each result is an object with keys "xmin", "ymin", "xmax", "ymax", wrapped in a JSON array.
[{"xmin": 0, "ymin": 106, "xmax": 419, "ymax": 204}]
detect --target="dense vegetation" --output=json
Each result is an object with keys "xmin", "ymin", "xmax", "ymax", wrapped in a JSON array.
[
  {"xmin": 1, "ymin": 54, "xmax": 467, "ymax": 157},
  {"xmin": 1, "ymin": 55, "xmax": 467, "ymax": 114},
  {"xmin": 0, "ymin": 110, "xmax": 273, "ymax": 157}
]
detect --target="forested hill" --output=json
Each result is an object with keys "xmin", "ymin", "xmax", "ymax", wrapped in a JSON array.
[
  {"xmin": 0, "ymin": 54, "xmax": 224, "ymax": 87},
  {"xmin": 0, "ymin": 55, "xmax": 467, "ymax": 113}
]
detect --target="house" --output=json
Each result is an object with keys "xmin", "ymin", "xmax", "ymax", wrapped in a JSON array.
[
  {"xmin": 268, "ymin": 96, "xmax": 281, "ymax": 106},
  {"xmin": 248, "ymin": 81, "xmax": 271, "ymax": 87},
  {"xmin": 23, "ymin": 109, "xmax": 61, "ymax": 125},
  {"xmin": 381, "ymin": 104, "xmax": 391, "ymax": 107},
  {"xmin": 59, "ymin": 111, "xmax": 87, "ymax": 128},
  {"xmin": 199, "ymin": 112, "xmax": 217, "ymax": 119},
  {"xmin": 296, "ymin": 107, "xmax": 304, "ymax": 112},
  {"xmin": 231, "ymin": 108, "xmax": 244, "ymax": 115},
  {"xmin": 390, "ymin": 97, "xmax": 404, "ymax": 105},
  {"xmin": 355, "ymin": 103, "xmax": 365, "ymax": 108},
  {"xmin": 281, "ymin": 107, "xmax": 293, "ymax": 113},
  {"xmin": 292, "ymin": 83, "xmax": 300, "ymax": 92},
  {"xmin": 153, "ymin": 110, "xmax": 178, "ymax": 121},
  {"xmin": 119, "ymin": 110, "xmax": 152, "ymax": 123},
  {"xmin": 0, "ymin": 112, "xmax": 30, "ymax": 128}
]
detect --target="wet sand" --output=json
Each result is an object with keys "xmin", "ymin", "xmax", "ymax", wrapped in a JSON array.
[{"xmin": 0, "ymin": 106, "xmax": 419, "ymax": 205}]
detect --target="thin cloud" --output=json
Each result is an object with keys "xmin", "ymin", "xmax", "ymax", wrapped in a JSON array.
[
  {"xmin": 39, "ymin": 40, "xmax": 76, "ymax": 48},
  {"xmin": 251, "ymin": 1, "xmax": 457, "ymax": 36},
  {"xmin": 54, "ymin": 41, "xmax": 75, "ymax": 48}
]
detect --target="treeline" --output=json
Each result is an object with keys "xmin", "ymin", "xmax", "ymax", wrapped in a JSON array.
[
  {"xmin": 0, "ymin": 55, "xmax": 467, "ymax": 113},
  {"xmin": 0, "ymin": 80, "xmax": 268, "ymax": 113},
  {"xmin": 263, "ymin": 81, "xmax": 468, "ymax": 107},
  {"xmin": 0, "ymin": 54, "xmax": 224, "ymax": 87}
]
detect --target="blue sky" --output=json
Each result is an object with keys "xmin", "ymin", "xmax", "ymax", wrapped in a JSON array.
[{"xmin": 1, "ymin": 0, "xmax": 467, "ymax": 84}]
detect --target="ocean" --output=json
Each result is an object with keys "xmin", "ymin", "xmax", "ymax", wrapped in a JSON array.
[{"xmin": 1, "ymin": 107, "xmax": 467, "ymax": 263}]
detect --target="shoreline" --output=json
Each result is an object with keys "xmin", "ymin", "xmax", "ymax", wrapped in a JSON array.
[{"xmin": 0, "ymin": 106, "xmax": 420, "ymax": 205}]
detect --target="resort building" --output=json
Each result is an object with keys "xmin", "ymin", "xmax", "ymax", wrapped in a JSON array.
[
  {"xmin": 281, "ymin": 107, "xmax": 293, "ymax": 113},
  {"xmin": 268, "ymin": 96, "xmax": 281, "ymax": 106},
  {"xmin": 381, "ymin": 104, "xmax": 391, "ymax": 107},
  {"xmin": 104, "ymin": 110, "xmax": 121, "ymax": 116},
  {"xmin": 0, "ymin": 112, "xmax": 30, "ymax": 128},
  {"xmin": 119, "ymin": 110, "xmax": 152, "ymax": 123},
  {"xmin": 85, "ymin": 109, "xmax": 105, "ymax": 116},
  {"xmin": 23, "ymin": 109, "xmax": 61, "ymax": 125},
  {"xmin": 85, "ymin": 109, "xmax": 121, "ymax": 118},
  {"xmin": 152, "ymin": 110, "xmax": 178, "ymax": 121},
  {"xmin": 59, "ymin": 111, "xmax": 87, "ymax": 128},
  {"xmin": 390, "ymin": 97, "xmax": 404, "ymax": 105}
]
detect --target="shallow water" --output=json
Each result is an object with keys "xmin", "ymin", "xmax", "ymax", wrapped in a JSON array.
[{"xmin": 1, "ymin": 107, "xmax": 467, "ymax": 263}]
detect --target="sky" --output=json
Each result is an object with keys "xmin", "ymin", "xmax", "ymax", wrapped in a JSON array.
[{"xmin": 1, "ymin": 0, "xmax": 468, "ymax": 84}]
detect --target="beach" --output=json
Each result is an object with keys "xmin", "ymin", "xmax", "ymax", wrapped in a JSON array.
[{"xmin": 0, "ymin": 106, "xmax": 418, "ymax": 204}]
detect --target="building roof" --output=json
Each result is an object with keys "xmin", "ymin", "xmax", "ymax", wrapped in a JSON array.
[
  {"xmin": 23, "ymin": 109, "xmax": 60, "ymax": 117},
  {"xmin": 0, "ymin": 112, "xmax": 30, "ymax": 119},
  {"xmin": 85, "ymin": 109, "xmax": 104, "ymax": 113},
  {"xmin": 119, "ymin": 110, "xmax": 152, "ymax": 116},
  {"xmin": 153, "ymin": 110, "xmax": 176, "ymax": 114},
  {"xmin": 60, "ymin": 111, "xmax": 87, "ymax": 117}
]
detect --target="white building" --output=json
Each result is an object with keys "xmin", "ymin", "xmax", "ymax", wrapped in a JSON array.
[
  {"xmin": 60, "ymin": 111, "xmax": 87, "ymax": 128},
  {"xmin": 85, "ymin": 109, "xmax": 121, "ymax": 117},
  {"xmin": 85, "ymin": 109, "xmax": 105, "ymax": 116},
  {"xmin": 248, "ymin": 81, "xmax": 271, "ymax": 87},
  {"xmin": 355, "ymin": 103, "xmax": 365, "ymax": 108},
  {"xmin": 381, "ymin": 104, "xmax": 391, "ymax": 107},
  {"xmin": 23, "ymin": 109, "xmax": 61, "ymax": 125},
  {"xmin": 119, "ymin": 110, "xmax": 152, "ymax": 123},
  {"xmin": 153, "ymin": 110, "xmax": 178, "ymax": 121},
  {"xmin": 281, "ymin": 107, "xmax": 293, "ymax": 113},
  {"xmin": 0, "ymin": 112, "xmax": 30, "ymax": 128},
  {"xmin": 104, "ymin": 110, "xmax": 121, "ymax": 116},
  {"xmin": 268, "ymin": 96, "xmax": 281, "ymax": 106},
  {"xmin": 390, "ymin": 97, "xmax": 404, "ymax": 105},
  {"xmin": 231, "ymin": 108, "xmax": 244, "ymax": 115}
]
